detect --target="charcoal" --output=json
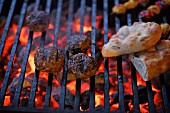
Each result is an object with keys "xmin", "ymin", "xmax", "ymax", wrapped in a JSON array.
[
  {"xmin": 164, "ymin": 71, "xmax": 170, "ymax": 86},
  {"xmin": 152, "ymin": 77, "xmax": 161, "ymax": 90},
  {"xmin": 80, "ymin": 90, "xmax": 90, "ymax": 110},
  {"xmin": 138, "ymin": 86, "xmax": 148, "ymax": 104},
  {"xmin": 166, "ymin": 84, "xmax": 170, "ymax": 102},
  {"xmin": 95, "ymin": 73, "xmax": 104, "ymax": 94},
  {"xmin": 9, "ymin": 77, "xmax": 32, "ymax": 104},
  {"xmin": 124, "ymin": 94, "xmax": 133, "ymax": 101},
  {"xmin": 110, "ymin": 91, "xmax": 119, "ymax": 105},
  {"xmin": 95, "ymin": 104, "xmax": 104, "ymax": 111},
  {"xmin": 0, "ymin": 56, "xmax": 8, "ymax": 81},
  {"xmin": 95, "ymin": 83, "xmax": 104, "ymax": 94},
  {"xmin": 52, "ymin": 86, "xmax": 74, "ymax": 109},
  {"xmin": 20, "ymin": 98, "xmax": 29, "ymax": 107},
  {"xmin": 56, "ymin": 72, "xmax": 76, "ymax": 82},
  {"xmin": 13, "ymin": 15, "xmax": 20, "ymax": 25},
  {"xmin": 95, "ymin": 73, "xmax": 104, "ymax": 84},
  {"xmin": 9, "ymin": 75, "xmax": 47, "ymax": 107},
  {"xmin": 138, "ymin": 85, "xmax": 156, "ymax": 104},
  {"xmin": 124, "ymin": 94, "xmax": 133, "ymax": 112},
  {"xmin": 0, "ymin": 16, "xmax": 6, "ymax": 36},
  {"xmin": 110, "ymin": 92, "xmax": 134, "ymax": 111}
]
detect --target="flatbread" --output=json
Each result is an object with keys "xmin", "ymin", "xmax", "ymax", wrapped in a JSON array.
[
  {"xmin": 102, "ymin": 22, "xmax": 162, "ymax": 57},
  {"xmin": 129, "ymin": 40, "xmax": 170, "ymax": 81}
]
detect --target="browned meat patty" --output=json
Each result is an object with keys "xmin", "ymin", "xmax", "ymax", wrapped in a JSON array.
[
  {"xmin": 67, "ymin": 53, "xmax": 97, "ymax": 79},
  {"xmin": 66, "ymin": 34, "xmax": 91, "ymax": 54},
  {"xmin": 26, "ymin": 11, "xmax": 50, "ymax": 32},
  {"xmin": 34, "ymin": 47, "xmax": 65, "ymax": 73}
]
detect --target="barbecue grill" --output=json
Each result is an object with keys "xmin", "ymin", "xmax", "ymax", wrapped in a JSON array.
[{"xmin": 0, "ymin": 0, "xmax": 170, "ymax": 113}]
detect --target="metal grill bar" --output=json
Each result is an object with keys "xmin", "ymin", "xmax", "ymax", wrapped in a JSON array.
[
  {"xmin": 53, "ymin": 0, "xmax": 63, "ymax": 47},
  {"xmin": 89, "ymin": 0, "xmax": 96, "ymax": 110},
  {"xmin": 45, "ymin": 0, "xmax": 52, "ymax": 14},
  {"xmin": 117, "ymin": 56, "xmax": 125, "ymax": 112},
  {"xmin": 59, "ymin": 0, "xmax": 74, "ymax": 110},
  {"xmin": 159, "ymin": 74, "xmax": 170, "ymax": 113},
  {"xmin": 131, "ymin": 64, "xmax": 140, "ymax": 112},
  {"xmin": 127, "ymin": 13, "xmax": 140, "ymax": 112},
  {"xmin": 40, "ymin": 32, "xmax": 46, "ymax": 49},
  {"xmin": 44, "ymin": 73, "xmax": 53, "ymax": 108},
  {"xmin": 59, "ymin": 50, "xmax": 69, "ymax": 110},
  {"xmin": 0, "ymin": 0, "xmax": 17, "ymax": 55},
  {"xmin": 138, "ymin": 11, "xmax": 156, "ymax": 113},
  {"xmin": 34, "ymin": 0, "xmax": 40, "ymax": 11},
  {"xmin": 42, "ymin": 0, "xmax": 53, "ymax": 108},
  {"xmin": 74, "ymin": 0, "xmax": 86, "ymax": 111},
  {"xmin": 0, "ymin": 0, "xmax": 4, "ymax": 13},
  {"xmin": 103, "ymin": 0, "xmax": 110, "ymax": 111},
  {"xmin": 138, "ymin": 12, "xmax": 156, "ymax": 113},
  {"xmin": 74, "ymin": 79, "xmax": 81, "ymax": 111},
  {"xmin": 28, "ymin": 69, "xmax": 39, "ymax": 107},
  {"xmin": 79, "ymin": 0, "xmax": 86, "ymax": 33},
  {"xmin": 27, "ymin": 0, "xmax": 42, "ymax": 107},
  {"xmin": 114, "ymin": 0, "xmax": 125, "ymax": 112},
  {"xmin": 13, "ymin": 31, "xmax": 33, "ymax": 106},
  {"xmin": 146, "ymin": 81, "xmax": 156, "ymax": 113},
  {"xmin": 0, "ymin": 0, "xmax": 28, "ymax": 106}
]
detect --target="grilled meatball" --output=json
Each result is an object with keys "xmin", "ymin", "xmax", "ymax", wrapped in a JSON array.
[
  {"xmin": 34, "ymin": 47, "xmax": 65, "ymax": 73},
  {"xmin": 147, "ymin": 5, "xmax": 161, "ymax": 15},
  {"xmin": 26, "ymin": 11, "xmax": 50, "ymax": 32},
  {"xmin": 124, "ymin": 0, "xmax": 139, "ymax": 10},
  {"xmin": 112, "ymin": 4, "xmax": 126, "ymax": 14},
  {"xmin": 161, "ymin": 23, "xmax": 170, "ymax": 39},
  {"xmin": 66, "ymin": 34, "xmax": 91, "ymax": 54},
  {"xmin": 67, "ymin": 53, "xmax": 97, "ymax": 80}
]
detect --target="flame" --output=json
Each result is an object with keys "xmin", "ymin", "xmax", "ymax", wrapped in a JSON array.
[
  {"xmin": 73, "ymin": 17, "xmax": 92, "ymax": 33},
  {"xmin": 27, "ymin": 51, "xmax": 36, "ymax": 75},
  {"xmin": 49, "ymin": 23, "xmax": 54, "ymax": 29},
  {"xmin": 95, "ymin": 93, "xmax": 104, "ymax": 107},
  {"xmin": 19, "ymin": 26, "xmax": 41, "ymax": 45},
  {"xmin": 66, "ymin": 80, "xmax": 76, "ymax": 95},
  {"xmin": 140, "ymin": 103, "xmax": 149, "ymax": 113},
  {"xmin": 73, "ymin": 15, "xmax": 102, "ymax": 34},
  {"xmin": 3, "ymin": 96, "xmax": 11, "ymax": 106},
  {"xmin": 110, "ymin": 103, "xmax": 119, "ymax": 111}
]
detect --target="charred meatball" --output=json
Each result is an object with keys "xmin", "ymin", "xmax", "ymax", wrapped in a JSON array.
[
  {"xmin": 66, "ymin": 34, "xmax": 91, "ymax": 54},
  {"xmin": 34, "ymin": 47, "xmax": 65, "ymax": 73},
  {"xmin": 147, "ymin": 5, "xmax": 161, "ymax": 15},
  {"xmin": 67, "ymin": 53, "xmax": 97, "ymax": 79},
  {"xmin": 112, "ymin": 4, "xmax": 126, "ymax": 14},
  {"xmin": 26, "ymin": 11, "xmax": 50, "ymax": 32}
]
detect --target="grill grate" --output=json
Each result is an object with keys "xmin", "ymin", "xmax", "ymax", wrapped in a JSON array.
[
  {"xmin": 114, "ymin": 0, "xmax": 125, "ymax": 112},
  {"xmin": 0, "ymin": 0, "xmax": 28, "ymax": 106},
  {"xmin": 127, "ymin": 12, "xmax": 140, "ymax": 112},
  {"xmin": 103, "ymin": 0, "xmax": 110, "ymax": 112},
  {"xmin": 0, "ymin": 0, "xmax": 17, "ymax": 55},
  {"xmin": 0, "ymin": 0, "xmax": 170, "ymax": 113}
]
